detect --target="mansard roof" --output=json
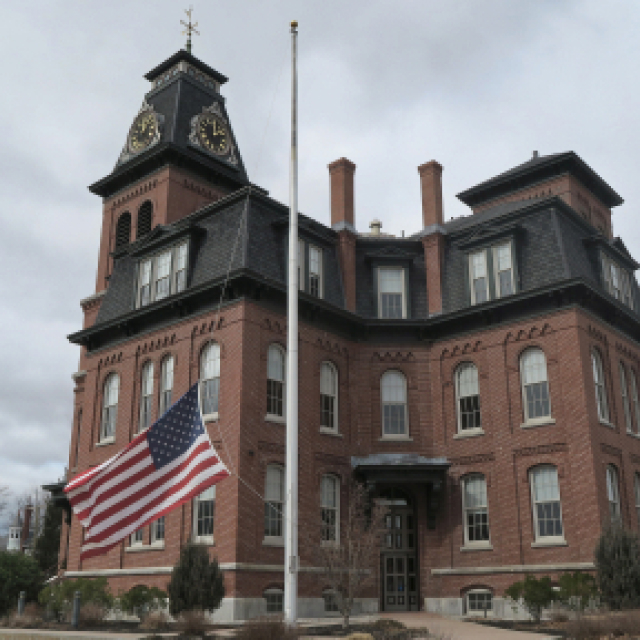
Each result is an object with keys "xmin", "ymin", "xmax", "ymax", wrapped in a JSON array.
[{"xmin": 457, "ymin": 152, "xmax": 623, "ymax": 209}]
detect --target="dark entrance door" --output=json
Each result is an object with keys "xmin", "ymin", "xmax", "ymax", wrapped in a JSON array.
[{"xmin": 379, "ymin": 491, "xmax": 419, "ymax": 612}]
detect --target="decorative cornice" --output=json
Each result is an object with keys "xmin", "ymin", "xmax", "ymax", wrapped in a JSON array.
[
  {"xmin": 514, "ymin": 443, "xmax": 568, "ymax": 458},
  {"xmin": 80, "ymin": 290, "xmax": 106, "ymax": 312}
]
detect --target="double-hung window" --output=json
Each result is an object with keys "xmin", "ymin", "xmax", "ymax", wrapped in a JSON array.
[
  {"xmin": 267, "ymin": 345, "xmax": 286, "ymax": 418},
  {"xmin": 201, "ymin": 343, "xmax": 221, "ymax": 418},
  {"xmin": 193, "ymin": 486, "xmax": 215, "ymax": 544},
  {"xmin": 309, "ymin": 245, "xmax": 323, "ymax": 297},
  {"xmin": 381, "ymin": 371, "xmax": 408, "ymax": 437},
  {"xmin": 151, "ymin": 517, "xmax": 165, "ymax": 545},
  {"xmin": 100, "ymin": 374, "xmax": 119, "ymax": 442},
  {"xmin": 138, "ymin": 362, "xmax": 154, "ymax": 432},
  {"xmin": 520, "ymin": 349, "xmax": 551, "ymax": 422},
  {"xmin": 592, "ymin": 350, "xmax": 610, "ymax": 423},
  {"xmin": 602, "ymin": 254, "xmax": 635, "ymax": 310},
  {"xmin": 159, "ymin": 356, "xmax": 174, "ymax": 416},
  {"xmin": 469, "ymin": 241, "xmax": 516, "ymax": 305},
  {"xmin": 137, "ymin": 242, "xmax": 189, "ymax": 307},
  {"xmin": 620, "ymin": 363, "xmax": 634, "ymax": 432},
  {"xmin": 455, "ymin": 364, "xmax": 481, "ymax": 432},
  {"xmin": 378, "ymin": 267, "xmax": 406, "ymax": 319},
  {"xmin": 631, "ymin": 369, "xmax": 640, "ymax": 434},
  {"xmin": 321, "ymin": 475, "xmax": 340, "ymax": 543},
  {"xmin": 130, "ymin": 528, "xmax": 144, "ymax": 547},
  {"xmin": 461, "ymin": 475, "xmax": 490, "ymax": 545},
  {"xmin": 469, "ymin": 251, "xmax": 489, "ymax": 304},
  {"xmin": 264, "ymin": 588, "xmax": 284, "ymax": 613},
  {"xmin": 606, "ymin": 465, "xmax": 621, "ymax": 523},
  {"xmin": 530, "ymin": 466, "xmax": 564, "ymax": 542},
  {"xmin": 320, "ymin": 362, "xmax": 338, "ymax": 432},
  {"xmin": 264, "ymin": 465, "xmax": 284, "ymax": 542},
  {"xmin": 466, "ymin": 590, "xmax": 493, "ymax": 616}
]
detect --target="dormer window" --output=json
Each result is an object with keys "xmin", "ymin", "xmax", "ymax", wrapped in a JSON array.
[
  {"xmin": 137, "ymin": 242, "xmax": 189, "ymax": 308},
  {"xmin": 602, "ymin": 253, "xmax": 634, "ymax": 309},
  {"xmin": 298, "ymin": 239, "xmax": 324, "ymax": 298},
  {"xmin": 469, "ymin": 240, "xmax": 516, "ymax": 305},
  {"xmin": 378, "ymin": 267, "xmax": 407, "ymax": 319}
]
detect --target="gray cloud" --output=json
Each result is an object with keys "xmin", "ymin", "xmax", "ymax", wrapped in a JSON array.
[{"xmin": 1, "ymin": 0, "xmax": 639, "ymax": 529}]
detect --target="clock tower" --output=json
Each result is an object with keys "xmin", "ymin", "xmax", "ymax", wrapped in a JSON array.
[{"xmin": 90, "ymin": 50, "xmax": 249, "ymax": 294}]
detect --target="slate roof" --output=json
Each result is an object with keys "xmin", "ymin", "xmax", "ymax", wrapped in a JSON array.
[{"xmin": 457, "ymin": 152, "xmax": 623, "ymax": 209}]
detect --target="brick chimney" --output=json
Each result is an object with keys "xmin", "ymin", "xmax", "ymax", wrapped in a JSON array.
[
  {"xmin": 329, "ymin": 158, "xmax": 357, "ymax": 311},
  {"xmin": 418, "ymin": 161, "xmax": 445, "ymax": 316}
]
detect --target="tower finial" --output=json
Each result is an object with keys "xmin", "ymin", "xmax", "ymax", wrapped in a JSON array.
[{"xmin": 181, "ymin": 6, "xmax": 199, "ymax": 54}]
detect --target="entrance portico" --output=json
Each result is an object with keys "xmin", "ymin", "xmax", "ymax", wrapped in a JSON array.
[{"xmin": 351, "ymin": 454, "xmax": 450, "ymax": 613}]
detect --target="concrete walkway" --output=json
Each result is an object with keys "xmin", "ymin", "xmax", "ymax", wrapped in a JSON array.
[{"xmin": 379, "ymin": 612, "xmax": 561, "ymax": 640}]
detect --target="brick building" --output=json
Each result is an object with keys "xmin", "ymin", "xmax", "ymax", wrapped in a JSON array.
[{"xmin": 55, "ymin": 48, "xmax": 640, "ymax": 621}]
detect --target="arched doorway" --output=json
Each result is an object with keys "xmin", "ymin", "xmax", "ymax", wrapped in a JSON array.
[{"xmin": 377, "ymin": 488, "xmax": 419, "ymax": 612}]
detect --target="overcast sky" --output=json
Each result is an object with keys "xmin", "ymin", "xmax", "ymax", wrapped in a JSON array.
[{"xmin": 1, "ymin": 0, "xmax": 640, "ymax": 528}]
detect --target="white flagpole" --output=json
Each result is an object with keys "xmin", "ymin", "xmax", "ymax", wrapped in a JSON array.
[{"xmin": 284, "ymin": 19, "xmax": 299, "ymax": 626}]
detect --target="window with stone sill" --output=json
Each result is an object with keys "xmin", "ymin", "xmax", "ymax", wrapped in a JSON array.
[
  {"xmin": 592, "ymin": 349, "xmax": 610, "ymax": 424},
  {"xmin": 264, "ymin": 465, "xmax": 285, "ymax": 542},
  {"xmin": 136, "ymin": 241, "xmax": 188, "ymax": 308},
  {"xmin": 630, "ymin": 369, "xmax": 640, "ymax": 435},
  {"xmin": 530, "ymin": 466, "xmax": 564, "ymax": 542},
  {"xmin": 138, "ymin": 361, "xmax": 154, "ymax": 433},
  {"xmin": 130, "ymin": 528, "xmax": 144, "ymax": 547},
  {"xmin": 264, "ymin": 588, "xmax": 284, "ymax": 613},
  {"xmin": 620, "ymin": 362, "xmax": 634, "ymax": 433},
  {"xmin": 466, "ymin": 590, "xmax": 493, "ymax": 615},
  {"xmin": 321, "ymin": 475, "xmax": 340, "ymax": 544},
  {"xmin": 602, "ymin": 253, "xmax": 635, "ymax": 310},
  {"xmin": 381, "ymin": 370, "xmax": 408, "ymax": 437},
  {"xmin": 606, "ymin": 464, "xmax": 621, "ymax": 524},
  {"xmin": 200, "ymin": 342, "xmax": 221, "ymax": 418},
  {"xmin": 192, "ymin": 485, "xmax": 215, "ymax": 544},
  {"xmin": 267, "ymin": 345, "xmax": 286, "ymax": 418},
  {"xmin": 158, "ymin": 355, "xmax": 174, "ymax": 417},
  {"xmin": 298, "ymin": 239, "xmax": 324, "ymax": 299},
  {"xmin": 100, "ymin": 373, "xmax": 119, "ymax": 442},
  {"xmin": 461, "ymin": 474, "xmax": 490, "ymax": 545},
  {"xmin": 377, "ymin": 267, "xmax": 407, "ymax": 319},
  {"xmin": 320, "ymin": 362, "xmax": 339, "ymax": 433},
  {"xmin": 469, "ymin": 240, "xmax": 516, "ymax": 306},
  {"xmin": 520, "ymin": 348, "xmax": 551, "ymax": 423}
]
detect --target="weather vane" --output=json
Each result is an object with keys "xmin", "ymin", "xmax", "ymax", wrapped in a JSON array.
[{"xmin": 181, "ymin": 6, "xmax": 199, "ymax": 54}]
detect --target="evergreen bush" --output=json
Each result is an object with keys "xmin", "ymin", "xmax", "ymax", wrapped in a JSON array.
[
  {"xmin": 118, "ymin": 584, "xmax": 167, "ymax": 619},
  {"xmin": 504, "ymin": 575, "xmax": 557, "ymax": 623},
  {"xmin": 595, "ymin": 524, "xmax": 640, "ymax": 609},
  {"xmin": 557, "ymin": 571, "xmax": 598, "ymax": 611},
  {"xmin": 0, "ymin": 551, "xmax": 43, "ymax": 616},
  {"xmin": 33, "ymin": 498, "xmax": 63, "ymax": 579},
  {"xmin": 167, "ymin": 544, "xmax": 224, "ymax": 616}
]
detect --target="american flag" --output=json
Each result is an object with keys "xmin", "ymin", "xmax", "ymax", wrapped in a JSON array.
[{"xmin": 65, "ymin": 383, "xmax": 230, "ymax": 560}]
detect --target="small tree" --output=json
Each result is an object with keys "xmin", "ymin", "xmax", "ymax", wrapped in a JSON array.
[
  {"xmin": 314, "ymin": 481, "xmax": 388, "ymax": 629},
  {"xmin": 38, "ymin": 577, "xmax": 113, "ymax": 622},
  {"xmin": 504, "ymin": 575, "xmax": 557, "ymax": 623},
  {"xmin": 118, "ymin": 584, "xmax": 167, "ymax": 620},
  {"xmin": 595, "ymin": 524, "xmax": 640, "ymax": 609},
  {"xmin": 0, "ymin": 551, "xmax": 43, "ymax": 616},
  {"xmin": 33, "ymin": 497, "xmax": 63, "ymax": 579},
  {"xmin": 167, "ymin": 544, "xmax": 224, "ymax": 617},
  {"xmin": 557, "ymin": 572, "xmax": 598, "ymax": 612}
]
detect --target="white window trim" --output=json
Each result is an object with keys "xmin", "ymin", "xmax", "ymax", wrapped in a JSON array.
[
  {"xmin": 529, "ymin": 466, "xmax": 565, "ymax": 544},
  {"xmin": 380, "ymin": 370, "xmax": 409, "ymax": 438},
  {"xmin": 159, "ymin": 355, "xmax": 174, "ymax": 417},
  {"xmin": 263, "ymin": 465, "xmax": 285, "ymax": 545},
  {"xmin": 150, "ymin": 517, "xmax": 165, "ymax": 547},
  {"xmin": 630, "ymin": 369, "xmax": 640, "ymax": 435},
  {"xmin": 266, "ymin": 344, "xmax": 287, "ymax": 421},
  {"xmin": 469, "ymin": 249, "xmax": 489, "ymax": 306},
  {"xmin": 461, "ymin": 474, "xmax": 491, "ymax": 548},
  {"xmin": 99, "ymin": 374, "xmax": 119, "ymax": 444},
  {"xmin": 138, "ymin": 361, "xmax": 154, "ymax": 434},
  {"xmin": 130, "ymin": 529, "xmax": 144, "ymax": 548},
  {"xmin": 320, "ymin": 361, "xmax": 339, "ymax": 434},
  {"xmin": 592, "ymin": 350, "xmax": 610, "ymax": 424},
  {"xmin": 263, "ymin": 588, "xmax": 284, "ymax": 613},
  {"xmin": 492, "ymin": 241, "xmax": 515, "ymax": 299},
  {"xmin": 620, "ymin": 362, "xmax": 634, "ymax": 433},
  {"xmin": 192, "ymin": 488, "xmax": 215, "ymax": 545},
  {"xmin": 519, "ymin": 348, "xmax": 552, "ymax": 424},
  {"xmin": 200, "ymin": 342, "xmax": 221, "ymax": 422},
  {"xmin": 606, "ymin": 465, "xmax": 621, "ymax": 523},
  {"xmin": 136, "ymin": 241, "xmax": 189, "ymax": 308},
  {"xmin": 377, "ymin": 266, "xmax": 407, "ymax": 319}
]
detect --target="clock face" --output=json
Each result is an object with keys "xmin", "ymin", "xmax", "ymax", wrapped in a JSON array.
[
  {"xmin": 198, "ymin": 114, "xmax": 230, "ymax": 155},
  {"xmin": 128, "ymin": 112, "xmax": 158, "ymax": 153}
]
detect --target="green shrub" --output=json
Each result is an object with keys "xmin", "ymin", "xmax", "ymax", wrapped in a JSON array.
[
  {"xmin": 235, "ymin": 617, "xmax": 300, "ymax": 640},
  {"xmin": 33, "ymin": 498, "xmax": 63, "ymax": 579},
  {"xmin": 0, "ymin": 551, "xmax": 44, "ymax": 616},
  {"xmin": 38, "ymin": 577, "xmax": 113, "ymax": 621},
  {"xmin": 118, "ymin": 584, "xmax": 167, "ymax": 619},
  {"xmin": 167, "ymin": 544, "xmax": 224, "ymax": 616},
  {"xmin": 595, "ymin": 524, "xmax": 640, "ymax": 609},
  {"xmin": 504, "ymin": 575, "xmax": 557, "ymax": 623},
  {"xmin": 558, "ymin": 571, "xmax": 598, "ymax": 611}
]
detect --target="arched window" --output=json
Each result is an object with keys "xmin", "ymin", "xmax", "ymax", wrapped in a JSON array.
[
  {"xmin": 321, "ymin": 475, "xmax": 340, "ymax": 543},
  {"xmin": 592, "ymin": 349, "xmax": 609, "ymax": 423},
  {"xmin": 381, "ymin": 371, "xmax": 407, "ymax": 436},
  {"xmin": 267, "ymin": 345, "xmax": 286, "ymax": 418},
  {"xmin": 100, "ymin": 373, "xmax": 119, "ymax": 442},
  {"xmin": 455, "ymin": 363, "xmax": 481, "ymax": 432},
  {"xmin": 530, "ymin": 465, "xmax": 564, "ymax": 541},
  {"xmin": 264, "ymin": 465, "xmax": 284, "ymax": 542},
  {"xmin": 606, "ymin": 465, "xmax": 621, "ymax": 523},
  {"xmin": 139, "ymin": 361, "xmax": 154, "ymax": 432},
  {"xmin": 263, "ymin": 587, "xmax": 284, "ymax": 613},
  {"xmin": 115, "ymin": 211, "xmax": 131, "ymax": 248},
  {"xmin": 137, "ymin": 201, "xmax": 153, "ymax": 238},
  {"xmin": 200, "ymin": 343, "xmax": 221, "ymax": 417},
  {"xmin": 620, "ymin": 362, "xmax": 634, "ymax": 432},
  {"xmin": 320, "ymin": 362, "xmax": 338, "ymax": 432},
  {"xmin": 520, "ymin": 348, "xmax": 551, "ymax": 421},
  {"xmin": 159, "ymin": 356, "xmax": 174, "ymax": 416},
  {"xmin": 192, "ymin": 485, "xmax": 215, "ymax": 544},
  {"xmin": 461, "ymin": 474, "xmax": 490, "ymax": 545}
]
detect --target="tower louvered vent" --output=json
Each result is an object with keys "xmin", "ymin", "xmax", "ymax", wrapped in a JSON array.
[
  {"xmin": 115, "ymin": 212, "xmax": 131, "ymax": 248},
  {"xmin": 137, "ymin": 201, "xmax": 153, "ymax": 238}
]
